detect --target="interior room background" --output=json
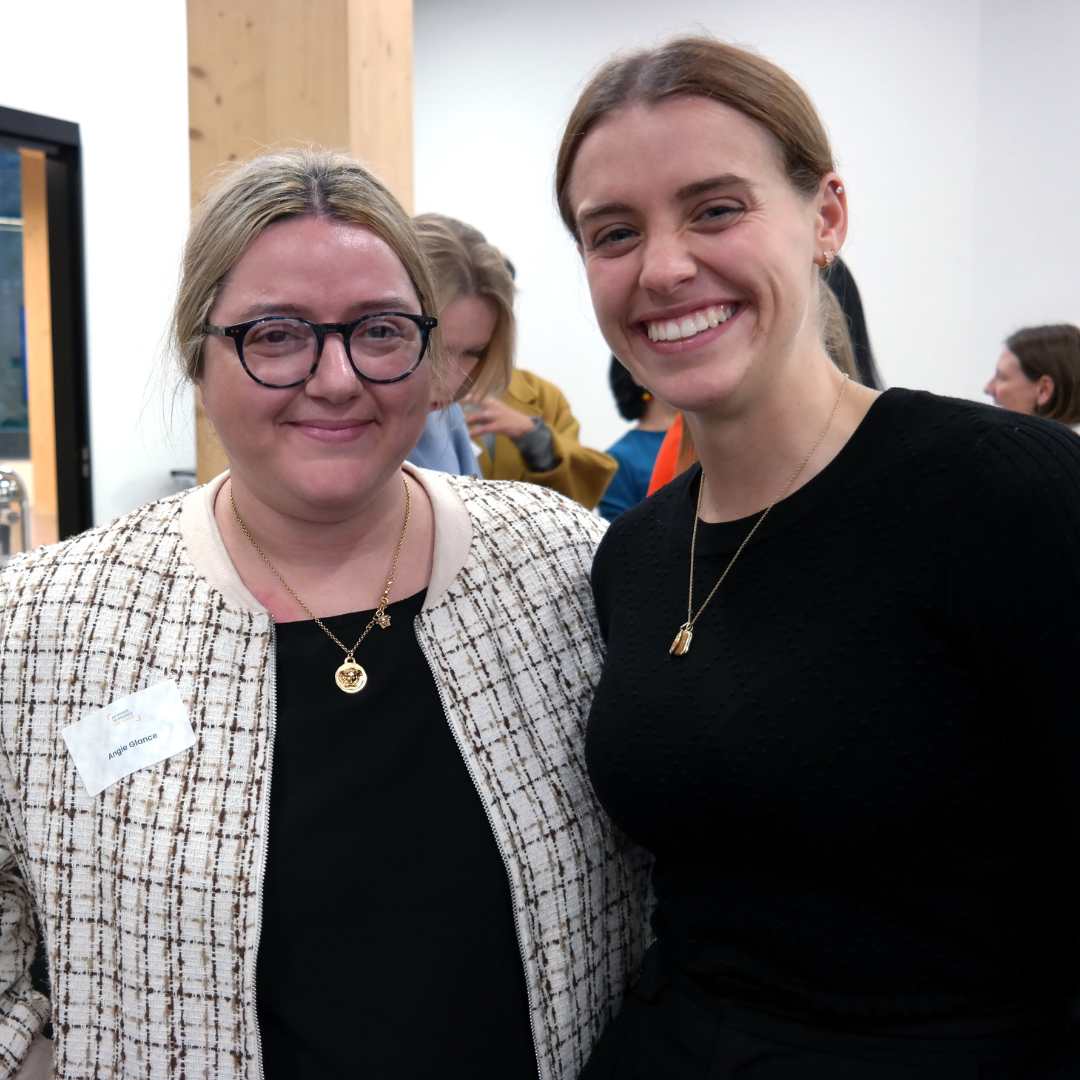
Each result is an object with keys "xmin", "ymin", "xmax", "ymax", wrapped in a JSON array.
[{"xmin": 2, "ymin": 0, "xmax": 1077, "ymax": 526}]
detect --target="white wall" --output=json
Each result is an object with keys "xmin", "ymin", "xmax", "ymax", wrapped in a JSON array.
[
  {"xmin": 0, "ymin": 0, "xmax": 194, "ymax": 526},
  {"xmin": 972, "ymin": 0, "xmax": 1080, "ymax": 378},
  {"xmin": 415, "ymin": 0, "xmax": 1080, "ymax": 452}
]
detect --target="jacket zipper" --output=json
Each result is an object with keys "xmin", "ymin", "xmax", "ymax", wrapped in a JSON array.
[
  {"xmin": 415, "ymin": 622, "xmax": 545, "ymax": 1080},
  {"xmin": 250, "ymin": 624, "xmax": 277, "ymax": 1080}
]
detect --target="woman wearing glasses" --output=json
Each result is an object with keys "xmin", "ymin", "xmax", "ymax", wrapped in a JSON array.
[{"xmin": 0, "ymin": 149, "xmax": 646, "ymax": 1079}]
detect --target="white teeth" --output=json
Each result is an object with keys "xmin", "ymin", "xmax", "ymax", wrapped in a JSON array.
[{"xmin": 645, "ymin": 304, "xmax": 736, "ymax": 342}]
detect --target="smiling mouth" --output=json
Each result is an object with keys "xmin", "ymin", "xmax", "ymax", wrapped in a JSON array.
[
  {"xmin": 643, "ymin": 303, "xmax": 738, "ymax": 343},
  {"xmin": 291, "ymin": 419, "xmax": 369, "ymax": 429}
]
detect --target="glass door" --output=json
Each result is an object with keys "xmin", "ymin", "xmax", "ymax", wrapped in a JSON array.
[{"xmin": 0, "ymin": 107, "xmax": 91, "ymax": 559}]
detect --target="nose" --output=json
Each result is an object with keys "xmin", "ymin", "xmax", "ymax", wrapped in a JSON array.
[
  {"xmin": 638, "ymin": 230, "xmax": 696, "ymax": 295},
  {"xmin": 304, "ymin": 332, "xmax": 363, "ymax": 403},
  {"xmin": 983, "ymin": 377, "xmax": 995, "ymax": 400}
]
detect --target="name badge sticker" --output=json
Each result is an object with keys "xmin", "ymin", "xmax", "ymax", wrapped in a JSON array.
[{"xmin": 62, "ymin": 680, "xmax": 197, "ymax": 797}]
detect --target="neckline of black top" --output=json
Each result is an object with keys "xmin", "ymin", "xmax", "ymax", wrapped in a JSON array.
[
  {"xmin": 271, "ymin": 587, "xmax": 427, "ymax": 629},
  {"xmin": 677, "ymin": 385, "xmax": 899, "ymax": 556}
]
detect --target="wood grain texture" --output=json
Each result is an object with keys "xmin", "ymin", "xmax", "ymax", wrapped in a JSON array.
[
  {"xmin": 187, "ymin": 0, "xmax": 414, "ymax": 481},
  {"xmin": 19, "ymin": 149, "xmax": 59, "ymax": 547},
  {"xmin": 348, "ymin": 0, "xmax": 414, "ymax": 211}
]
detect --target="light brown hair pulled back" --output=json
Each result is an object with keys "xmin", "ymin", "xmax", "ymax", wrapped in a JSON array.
[
  {"xmin": 555, "ymin": 36, "xmax": 836, "ymax": 236},
  {"xmin": 172, "ymin": 147, "xmax": 439, "ymax": 384}
]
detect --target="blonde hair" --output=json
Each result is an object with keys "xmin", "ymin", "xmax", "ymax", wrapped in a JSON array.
[
  {"xmin": 413, "ymin": 213, "xmax": 514, "ymax": 400},
  {"xmin": 172, "ymin": 147, "xmax": 440, "ymax": 384},
  {"xmin": 821, "ymin": 286, "xmax": 857, "ymax": 379}
]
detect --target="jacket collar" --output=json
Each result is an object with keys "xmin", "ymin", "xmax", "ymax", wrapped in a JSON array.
[
  {"xmin": 506, "ymin": 369, "xmax": 539, "ymax": 409},
  {"xmin": 178, "ymin": 463, "xmax": 473, "ymax": 616}
]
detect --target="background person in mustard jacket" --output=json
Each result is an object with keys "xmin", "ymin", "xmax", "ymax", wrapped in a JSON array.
[
  {"xmin": 413, "ymin": 212, "xmax": 616, "ymax": 508},
  {"xmin": 467, "ymin": 366, "xmax": 616, "ymax": 509}
]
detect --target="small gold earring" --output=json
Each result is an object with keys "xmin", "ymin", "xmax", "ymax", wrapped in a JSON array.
[{"xmin": 820, "ymin": 249, "xmax": 836, "ymax": 269}]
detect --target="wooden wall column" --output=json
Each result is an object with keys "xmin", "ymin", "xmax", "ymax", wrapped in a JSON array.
[
  {"xmin": 20, "ymin": 148, "xmax": 59, "ymax": 547},
  {"xmin": 186, "ymin": 0, "xmax": 414, "ymax": 481}
]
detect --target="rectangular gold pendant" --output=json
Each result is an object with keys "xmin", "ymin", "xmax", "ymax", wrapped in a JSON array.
[{"xmin": 669, "ymin": 625, "xmax": 693, "ymax": 656}]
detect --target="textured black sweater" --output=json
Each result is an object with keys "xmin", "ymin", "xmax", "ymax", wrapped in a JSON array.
[{"xmin": 587, "ymin": 388, "xmax": 1080, "ymax": 1028}]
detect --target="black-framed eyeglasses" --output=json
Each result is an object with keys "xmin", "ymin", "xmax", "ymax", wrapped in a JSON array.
[{"xmin": 203, "ymin": 311, "xmax": 438, "ymax": 388}]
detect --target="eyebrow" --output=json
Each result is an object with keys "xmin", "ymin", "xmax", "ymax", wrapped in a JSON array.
[
  {"xmin": 676, "ymin": 174, "xmax": 754, "ymax": 200},
  {"xmin": 232, "ymin": 295, "xmax": 418, "ymax": 322},
  {"xmin": 576, "ymin": 174, "xmax": 755, "ymax": 228}
]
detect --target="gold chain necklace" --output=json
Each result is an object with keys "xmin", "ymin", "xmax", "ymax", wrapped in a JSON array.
[
  {"xmin": 670, "ymin": 374, "xmax": 849, "ymax": 657},
  {"xmin": 230, "ymin": 475, "xmax": 412, "ymax": 693}
]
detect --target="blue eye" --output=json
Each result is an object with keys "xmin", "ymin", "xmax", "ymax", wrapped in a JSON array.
[
  {"xmin": 594, "ymin": 226, "xmax": 637, "ymax": 249},
  {"xmin": 700, "ymin": 204, "xmax": 739, "ymax": 222}
]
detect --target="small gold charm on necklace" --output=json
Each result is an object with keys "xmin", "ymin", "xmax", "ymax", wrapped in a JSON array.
[
  {"xmin": 335, "ymin": 659, "xmax": 368, "ymax": 694},
  {"xmin": 669, "ymin": 623, "xmax": 694, "ymax": 657}
]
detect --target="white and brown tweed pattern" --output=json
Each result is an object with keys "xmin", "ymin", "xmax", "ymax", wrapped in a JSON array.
[
  {"xmin": 0, "ymin": 493, "xmax": 274, "ymax": 1078},
  {"xmin": 423, "ymin": 477, "xmax": 650, "ymax": 1080},
  {"xmin": 0, "ymin": 476, "xmax": 649, "ymax": 1079}
]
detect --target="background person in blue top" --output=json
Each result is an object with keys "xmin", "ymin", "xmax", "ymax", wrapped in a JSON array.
[
  {"xmin": 599, "ymin": 355, "xmax": 675, "ymax": 521},
  {"xmin": 407, "ymin": 213, "xmax": 515, "ymax": 476}
]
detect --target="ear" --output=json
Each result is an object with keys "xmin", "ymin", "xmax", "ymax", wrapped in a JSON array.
[
  {"xmin": 1037, "ymin": 374, "xmax": 1055, "ymax": 408},
  {"xmin": 814, "ymin": 173, "xmax": 848, "ymax": 262}
]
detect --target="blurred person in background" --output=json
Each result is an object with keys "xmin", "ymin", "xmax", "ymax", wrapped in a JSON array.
[
  {"xmin": 415, "ymin": 214, "xmax": 616, "ymax": 508},
  {"xmin": 984, "ymin": 323, "xmax": 1080, "ymax": 425},
  {"xmin": 468, "ymin": 364, "xmax": 617, "ymax": 508},
  {"xmin": 599, "ymin": 355, "xmax": 676, "ymax": 520},
  {"xmin": 408, "ymin": 213, "xmax": 515, "ymax": 476}
]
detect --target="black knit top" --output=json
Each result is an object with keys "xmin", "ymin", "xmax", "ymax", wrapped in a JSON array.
[
  {"xmin": 587, "ymin": 389, "xmax": 1080, "ymax": 1029},
  {"xmin": 257, "ymin": 589, "xmax": 536, "ymax": 1078}
]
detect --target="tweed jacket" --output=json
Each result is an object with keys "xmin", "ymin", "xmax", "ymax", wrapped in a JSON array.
[{"xmin": 0, "ymin": 466, "xmax": 649, "ymax": 1080}]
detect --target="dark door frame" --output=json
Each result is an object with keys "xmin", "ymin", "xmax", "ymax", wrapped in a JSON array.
[{"xmin": 0, "ymin": 105, "xmax": 92, "ymax": 538}]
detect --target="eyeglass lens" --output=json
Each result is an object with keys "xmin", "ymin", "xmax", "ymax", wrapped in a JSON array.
[{"xmin": 241, "ymin": 316, "xmax": 423, "ymax": 385}]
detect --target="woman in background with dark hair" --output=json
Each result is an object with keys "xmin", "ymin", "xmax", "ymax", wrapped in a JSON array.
[
  {"xmin": 600, "ymin": 357, "xmax": 675, "ymax": 521},
  {"xmin": 985, "ymin": 323, "xmax": 1080, "ymax": 424},
  {"xmin": 824, "ymin": 255, "xmax": 881, "ymax": 390}
]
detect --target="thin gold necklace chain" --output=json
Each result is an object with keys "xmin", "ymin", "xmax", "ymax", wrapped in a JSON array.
[
  {"xmin": 229, "ymin": 474, "xmax": 411, "ymax": 662},
  {"xmin": 672, "ymin": 374, "xmax": 849, "ymax": 656}
]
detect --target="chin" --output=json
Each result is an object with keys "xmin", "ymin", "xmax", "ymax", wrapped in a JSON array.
[
  {"xmin": 620, "ymin": 342, "xmax": 754, "ymax": 414},
  {"xmin": 279, "ymin": 462, "xmax": 389, "ymax": 512},
  {"xmin": 648, "ymin": 365, "xmax": 753, "ymax": 417}
]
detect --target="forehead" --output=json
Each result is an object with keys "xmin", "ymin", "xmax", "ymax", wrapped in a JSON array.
[
  {"xmin": 219, "ymin": 215, "xmax": 418, "ymax": 313},
  {"xmin": 567, "ymin": 96, "xmax": 788, "ymax": 220},
  {"xmin": 998, "ymin": 348, "xmax": 1022, "ymax": 374},
  {"xmin": 439, "ymin": 294, "xmax": 498, "ymax": 345}
]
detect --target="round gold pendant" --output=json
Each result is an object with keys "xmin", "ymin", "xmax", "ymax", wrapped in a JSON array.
[{"xmin": 334, "ymin": 660, "xmax": 368, "ymax": 694}]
